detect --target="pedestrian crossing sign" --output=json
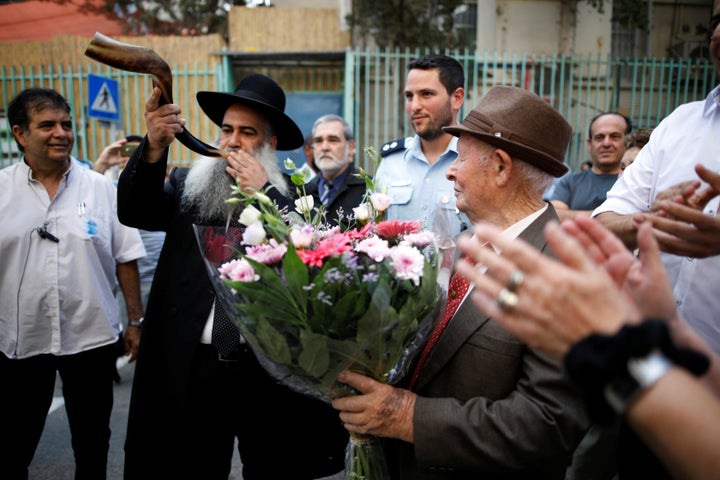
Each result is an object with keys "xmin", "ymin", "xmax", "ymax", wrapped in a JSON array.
[{"xmin": 88, "ymin": 74, "xmax": 120, "ymax": 122}]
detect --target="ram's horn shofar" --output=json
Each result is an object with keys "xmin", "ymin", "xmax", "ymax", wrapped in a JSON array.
[{"xmin": 84, "ymin": 32, "xmax": 227, "ymax": 158}]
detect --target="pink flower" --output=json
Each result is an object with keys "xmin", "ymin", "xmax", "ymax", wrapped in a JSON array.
[
  {"xmin": 355, "ymin": 235, "xmax": 391, "ymax": 262},
  {"xmin": 218, "ymin": 258, "xmax": 259, "ymax": 282},
  {"xmin": 296, "ymin": 232, "xmax": 353, "ymax": 267},
  {"xmin": 246, "ymin": 239, "xmax": 287, "ymax": 264},
  {"xmin": 376, "ymin": 220, "xmax": 421, "ymax": 240},
  {"xmin": 346, "ymin": 223, "xmax": 373, "ymax": 241},
  {"xmin": 297, "ymin": 248, "xmax": 329, "ymax": 268},
  {"xmin": 400, "ymin": 231, "xmax": 436, "ymax": 248},
  {"xmin": 389, "ymin": 245, "xmax": 425, "ymax": 286}
]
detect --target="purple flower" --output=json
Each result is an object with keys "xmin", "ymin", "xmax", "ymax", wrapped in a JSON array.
[
  {"xmin": 361, "ymin": 272, "xmax": 378, "ymax": 283},
  {"xmin": 316, "ymin": 291, "xmax": 333, "ymax": 306},
  {"xmin": 341, "ymin": 252, "xmax": 362, "ymax": 270},
  {"xmin": 324, "ymin": 267, "xmax": 346, "ymax": 284}
]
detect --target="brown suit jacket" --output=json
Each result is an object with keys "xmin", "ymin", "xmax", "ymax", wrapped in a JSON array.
[{"xmin": 390, "ymin": 204, "xmax": 590, "ymax": 480}]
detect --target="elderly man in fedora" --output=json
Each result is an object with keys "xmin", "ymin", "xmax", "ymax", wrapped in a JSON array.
[
  {"xmin": 332, "ymin": 86, "xmax": 590, "ymax": 479},
  {"xmin": 118, "ymin": 75, "xmax": 348, "ymax": 480}
]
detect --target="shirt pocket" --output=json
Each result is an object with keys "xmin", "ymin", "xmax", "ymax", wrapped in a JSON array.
[
  {"xmin": 67, "ymin": 205, "xmax": 112, "ymax": 251},
  {"xmin": 387, "ymin": 180, "xmax": 413, "ymax": 206}
]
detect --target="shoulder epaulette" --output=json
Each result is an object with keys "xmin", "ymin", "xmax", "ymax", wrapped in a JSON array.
[{"xmin": 380, "ymin": 137, "xmax": 410, "ymax": 157}]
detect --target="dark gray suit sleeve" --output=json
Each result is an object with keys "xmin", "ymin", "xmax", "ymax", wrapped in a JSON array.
[{"xmin": 413, "ymin": 340, "xmax": 588, "ymax": 475}]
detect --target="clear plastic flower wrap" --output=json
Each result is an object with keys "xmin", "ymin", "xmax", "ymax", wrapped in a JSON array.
[{"xmin": 194, "ymin": 153, "xmax": 453, "ymax": 479}]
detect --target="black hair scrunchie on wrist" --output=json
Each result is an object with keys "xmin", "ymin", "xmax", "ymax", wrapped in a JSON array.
[{"xmin": 564, "ymin": 319, "xmax": 710, "ymax": 424}]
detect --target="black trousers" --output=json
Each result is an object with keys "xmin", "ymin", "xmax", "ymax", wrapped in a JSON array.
[
  {"xmin": 176, "ymin": 343, "xmax": 348, "ymax": 480},
  {"xmin": 0, "ymin": 344, "xmax": 116, "ymax": 480}
]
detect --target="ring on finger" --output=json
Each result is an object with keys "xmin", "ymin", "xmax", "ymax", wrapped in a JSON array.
[
  {"xmin": 496, "ymin": 288, "xmax": 519, "ymax": 312},
  {"xmin": 506, "ymin": 269, "xmax": 525, "ymax": 292}
]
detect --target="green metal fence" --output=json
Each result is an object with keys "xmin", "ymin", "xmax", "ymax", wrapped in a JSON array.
[
  {"xmin": 2, "ymin": 50, "xmax": 717, "ymax": 172},
  {"xmin": 345, "ymin": 49, "xmax": 718, "ymax": 172}
]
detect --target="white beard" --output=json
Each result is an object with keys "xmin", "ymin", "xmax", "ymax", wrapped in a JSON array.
[{"xmin": 181, "ymin": 143, "xmax": 288, "ymax": 224}]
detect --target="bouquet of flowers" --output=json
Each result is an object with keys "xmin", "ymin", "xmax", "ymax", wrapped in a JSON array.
[{"xmin": 195, "ymin": 152, "xmax": 452, "ymax": 479}]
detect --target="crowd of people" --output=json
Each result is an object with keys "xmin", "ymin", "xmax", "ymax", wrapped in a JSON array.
[{"xmin": 1, "ymin": 2, "xmax": 719, "ymax": 478}]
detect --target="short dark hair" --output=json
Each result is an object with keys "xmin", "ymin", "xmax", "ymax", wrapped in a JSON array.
[
  {"xmin": 587, "ymin": 112, "xmax": 632, "ymax": 139},
  {"xmin": 8, "ymin": 88, "xmax": 71, "ymax": 151},
  {"xmin": 624, "ymin": 127, "xmax": 653, "ymax": 150},
  {"xmin": 407, "ymin": 54, "xmax": 465, "ymax": 95}
]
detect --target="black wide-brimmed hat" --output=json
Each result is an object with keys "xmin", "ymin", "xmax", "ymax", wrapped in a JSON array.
[
  {"xmin": 444, "ymin": 86, "xmax": 571, "ymax": 177},
  {"xmin": 196, "ymin": 74, "xmax": 304, "ymax": 151}
]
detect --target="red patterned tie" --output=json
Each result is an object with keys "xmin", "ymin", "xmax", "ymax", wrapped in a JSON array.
[{"xmin": 408, "ymin": 270, "xmax": 470, "ymax": 389}]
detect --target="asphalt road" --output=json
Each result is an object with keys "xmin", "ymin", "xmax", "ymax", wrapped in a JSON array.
[
  {"xmin": 29, "ymin": 357, "xmax": 245, "ymax": 480},
  {"xmin": 29, "ymin": 357, "xmax": 343, "ymax": 480}
]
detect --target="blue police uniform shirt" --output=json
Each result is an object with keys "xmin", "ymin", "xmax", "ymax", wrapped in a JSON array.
[{"xmin": 375, "ymin": 135, "xmax": 468, "ymax": 239}]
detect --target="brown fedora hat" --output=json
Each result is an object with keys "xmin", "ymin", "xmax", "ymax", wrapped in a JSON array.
[
  {"xmin": 443, "ymin": 86, "xmax": 571, "ymax": 177},
  {"xmin": 197, "ymin": 74, "xmax": 303, "ymax": 151}
]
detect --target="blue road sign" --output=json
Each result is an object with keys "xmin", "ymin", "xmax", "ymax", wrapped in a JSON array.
[{"xmin": 88, "ymin": 74, "xmax": 120, "ymax": 122}]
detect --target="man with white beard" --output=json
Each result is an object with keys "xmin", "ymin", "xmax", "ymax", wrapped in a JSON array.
[
  {"xmin": 117, "ymin": 74, "xmax": 348, "ymax": 480},
  {"xmin": 305, "ymin": 114, "xmax": 366, "ymax": 225}
]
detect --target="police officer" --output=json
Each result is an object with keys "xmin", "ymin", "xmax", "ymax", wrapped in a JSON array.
[{"xmin": 376, "ymin": 54, "xmax": 469, "ymax": 236}]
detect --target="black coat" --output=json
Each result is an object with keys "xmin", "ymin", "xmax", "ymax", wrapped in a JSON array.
[
  {"xmin": 305, "ymin": 167, "xmax": 367, "ymax": 226},
  {"xmin": 117, "ymin": 141, "xmax": 348, "ymax": 478}
]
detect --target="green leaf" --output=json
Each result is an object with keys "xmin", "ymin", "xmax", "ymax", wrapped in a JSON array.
[
  {"xmin": 256, "ymin": 317, "xmax": 292, "ymax": 365},
  {"xmin": 355, "ymin": 279, "xmax": 398, "ymax": 374},
  {"xmin": 282, "ymin": 245, "xmax": 309, "ymax": 310},
  {"xmin": 228, "ymin": 281, "xmax": 299, "ymax": 323},
  {"xmin": 329, "ymin": 290, "xmax": 366, "ymax": 336},
  {"xmin": 290, "ymin": 172, "xmax": 306, "ymax": 186},
  {"xmin": 298, "ymin": 330, "xmax": 330, "ymax": 377}
]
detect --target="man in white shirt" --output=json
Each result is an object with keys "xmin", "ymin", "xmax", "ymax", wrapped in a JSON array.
[
  {"xmin": 594, "ymin": 0, "xmax": 720, "ymax": 353},
  {"xmin": 0, "ymin": 88, "xmax": 145, "ymax": 479}
]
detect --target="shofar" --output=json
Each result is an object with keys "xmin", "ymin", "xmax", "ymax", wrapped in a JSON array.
[{"xmin": 85, "ymin": 32, "xmax": 227, "ymax": 158}]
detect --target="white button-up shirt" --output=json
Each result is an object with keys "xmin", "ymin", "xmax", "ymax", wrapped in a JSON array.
[
  {"xmin": 375, "ymin": 135, "xmax": 469, "ymax": 239},
  {"xmin": 594, "ymin": 85, "xmax": 720, "ymax": 353},
  {"xmin": 0, "ymin": 160, "xmax": 145, "ymax": 359}
]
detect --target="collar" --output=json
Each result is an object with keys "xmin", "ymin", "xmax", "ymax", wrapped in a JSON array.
[
  {"xmin": 705, "ymin": 84, "xmax": 720, "ymax": 116},
  {"xmin": 319, "ymin": 165, "xmax": 351, "ymax": 191},
  {"xmin": 407, "ymin": 135, "xmax": 458, "ymax": 165},
  {"xmin": 490, "ymin": 204, "xmax": 549, "ymax": 253},
  {"xmin": 22, "ymin": 156, "xmax": 73, "ymax": 182}
]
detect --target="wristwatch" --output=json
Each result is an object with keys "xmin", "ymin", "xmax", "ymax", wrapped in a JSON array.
[
  {"xmin": 604, "ymin": 350, "xmax": 673, "ymax": 414},
  {"xmin": 128, "ymin": 317, "xmax": 144, "ymax": 328}
]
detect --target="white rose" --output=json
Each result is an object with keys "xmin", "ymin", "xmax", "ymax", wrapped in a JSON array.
[
  {"xmin": 353, "ymin": 202, "xmax": 371, "ymax": 221},
  {"xmin": 238, "ymin": 205, "xmax": 262, "ymax": 226},
  {"xmin": 295, "ymin": 195, "xmax": 315, "ymax": 215},
  {"xmin": 290, "ymin": 226, "xmax": 314, "ymax": 249},
  {"xmin": 370, "ymin": 192, "xmax": 392, "ymax": 212},
  {"xmin": 242, "ymin": 220, "xmax": 266, "ymax": 246}
]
